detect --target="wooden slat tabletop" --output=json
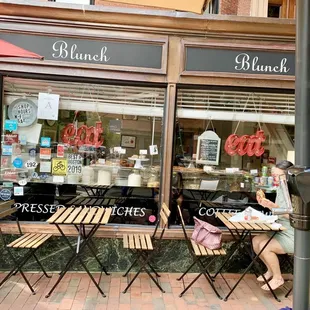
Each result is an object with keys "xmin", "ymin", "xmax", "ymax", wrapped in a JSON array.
[
  {"xmin": 47, "ymin": 207, "xmax": 112, "ymax": 225},
  {"xmin": 0, "ymin": 206, "xmax": 17, "ymax": 219},
  {"xmin": 216, "ymin": 212, "xmax": 286, "ymax": 231}
]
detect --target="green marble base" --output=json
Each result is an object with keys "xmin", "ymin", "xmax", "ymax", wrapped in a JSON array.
[{"xmin": 0, "ymin": 235, "xmax": 293, "ymax": 274}]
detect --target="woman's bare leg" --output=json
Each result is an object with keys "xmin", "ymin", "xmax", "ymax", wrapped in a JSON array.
[
  {"xmin": 252, "ymin": 234, "xmax": 273, "ymax": 280},
  {"xmin": 258, "ymin": 239, "xmax": 286, "ymax": 290}
]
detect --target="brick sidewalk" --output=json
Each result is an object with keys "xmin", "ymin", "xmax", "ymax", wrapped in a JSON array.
[{"xmin": 0, "ymin": 272, "xmax": 293, "ymax": 310}]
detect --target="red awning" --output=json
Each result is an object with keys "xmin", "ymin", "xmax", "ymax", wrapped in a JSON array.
[{"xmin": 0, "ymin": 39, "xmax": 43, "ymax": 59}]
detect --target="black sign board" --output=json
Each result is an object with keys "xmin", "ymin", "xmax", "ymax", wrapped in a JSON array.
[
  {"xmin": 0, "ymin": 33, "xmax": 163, "ymax": 69},
  {"xmin": 196, "ymin": 131, "xmax": 221, "ymax": 165},
  {"xmin": 200, "ymin": 139, "xmax": 218, "ymax": 162},
  {"xmin": 185, "ymin": 47, "xmax": 295, "ymax": 76}
]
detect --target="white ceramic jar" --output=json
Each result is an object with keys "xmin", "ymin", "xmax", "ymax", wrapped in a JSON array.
[{"xmin": 128, "ymin": 170, "xmax": 142, "ymax": 187}]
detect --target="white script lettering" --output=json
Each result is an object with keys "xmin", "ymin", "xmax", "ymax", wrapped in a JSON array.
[
  {"xmin": 234, "ymin": 53, "xmax": 290, "ymax": 74},
  {"xmin": 52, "ymin": 40, "xmax": 110, "ymax": 63}
]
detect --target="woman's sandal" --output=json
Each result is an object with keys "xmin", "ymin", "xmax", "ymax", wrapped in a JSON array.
[
  {"xmin": 257, "ymin": 272, "xmax": 273, "ymax": 282},
  {"xmin": 261, "ymin": 278, "xmax": 284, "ymax": 291}
]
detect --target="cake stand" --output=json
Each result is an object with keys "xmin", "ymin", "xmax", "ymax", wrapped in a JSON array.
[{"xmin": 128, "ymin": 157, "xmax": 149, "ymax": 169}]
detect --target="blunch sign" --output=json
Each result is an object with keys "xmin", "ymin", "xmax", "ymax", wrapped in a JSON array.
[
  {"xmin": 0, "ymin": 33, "xmax": 163, "ymax": 69},
  {"xmin": 185, "ymin": 47, "xmax": 295, "ymax": 75},
  {"xmin": 52, "ymin": 40, "xmax": 111, "ymax": 63},
  {"xmin": 234, "ymin": 53, "xmax": 290, "ymax": 74}
]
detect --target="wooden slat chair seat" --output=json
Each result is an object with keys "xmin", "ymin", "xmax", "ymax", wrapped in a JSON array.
[
  {"xmin": 190, "ymin": 240, "xmax": 226, "ymax": 257},
  {"xmin": 7, "ymin": 233, "xmax": 52, "ymax": 249},
  {"xmin": 123, "ymin": 234, "xmax": 153, "ymax": 251},
  {"xmin": 122, "ymin": 203, "xmax": 171, "ymax": 293},
  {"xmin": 177, "ymin": 205, "xmax": 225, "ymax": 300},
  {"xmin": 0, "ymin": 216, "xmax": 52, "ymax": 295}
]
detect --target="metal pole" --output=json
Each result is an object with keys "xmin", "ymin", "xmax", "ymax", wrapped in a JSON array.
[{"xmin": 294, "ymin": 1, "xmax": 310, "ymax": 309}]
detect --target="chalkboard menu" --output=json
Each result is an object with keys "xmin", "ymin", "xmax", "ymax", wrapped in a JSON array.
[{"xmin": 196, "ymin": 131, "xmax": 221, "ymax": 165}]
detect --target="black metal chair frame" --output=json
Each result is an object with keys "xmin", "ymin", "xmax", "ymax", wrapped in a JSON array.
[
  {"xmin": 280, "ymin": 253, "xmax": 294, "ymax": 298},
  {"xmin": 0, "ymin": 219, "xmax": 51, "ymax": 295},
  {"xmin": 122, "ymin": 203, "xmax": 170, "ymax": 294},
  {"xmin": 176, "ymin": 205, "xmax": 226, "ymax": 300}
]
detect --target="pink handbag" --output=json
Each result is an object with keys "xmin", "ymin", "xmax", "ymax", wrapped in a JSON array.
[{"xmin": 191, "ymin": 217, "xmax": 222, "ymax": 250}]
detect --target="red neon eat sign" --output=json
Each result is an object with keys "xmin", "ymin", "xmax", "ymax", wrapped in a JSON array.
[
  {"xmin": 61, "ymin": 122, "xmax": 104, "ymax": 148},
  {"xmin": 224, "ymin": 130, "xmax": 266, "ymax": 157}
]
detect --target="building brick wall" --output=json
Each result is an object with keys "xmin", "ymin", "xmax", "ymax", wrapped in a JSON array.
[
  {"xmin": 237, "ymin": 0, "xmax": 251, "ymax": 16},
  {"xmin": 220, "ymin": 0, "xmax": 238, "ymax": 15}
]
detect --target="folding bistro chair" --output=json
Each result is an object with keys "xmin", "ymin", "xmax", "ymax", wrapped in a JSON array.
[
  {"xmin": 122, "ymin": 203, "xmax": 170, "ymax": 293},
  {"xmin": 0, "ymin": 218, "xmax": 52, "ymax": 294},
  {"xmin": 280, "ymin": 253, "xmax": 294, "ymax": 298},
  {"xmin": 176, "ymin": 205, "xmax": 227, "ymax": 299}
]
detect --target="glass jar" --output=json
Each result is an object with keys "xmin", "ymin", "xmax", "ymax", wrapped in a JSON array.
[{"xmin": 147, "ymin": 168, "xmax": 160, "ymax": 188}]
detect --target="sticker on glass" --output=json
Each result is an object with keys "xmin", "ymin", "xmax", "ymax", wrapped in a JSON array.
[
  {"xmin": 13, "ymin": 158, "xmax": 23, "ymax": 168},
  {"xmin": 40, "ymin": 161, "xmax": 52, "ymax": 173},
  {"xmin": 18, "ymin": 179, "xmax": 28, "ymax": 186},
  {"xmin": 4, "ymin": 120, "xmax": 18, "ymax": 132},
  {"xmin": 41, "ymin": 137, "xmax": 51, "ymax": 147},
  {"xmin": 40, "ymin": 148, "xmax": 52, "ymax": 160},
  {"xmin": 25, "ymin": 160, "xmax": 38, "ymax": 169},
  {"xmin": 2, "ymin": 145, "xmax": 13, "ymax": 156},
  {"xmin": 8, "ymin": 98, "xmax": 37, "ymax": 127},
  {"xmin": 0, "ymin": 189, "xmax": 12, "ymax": 201},
  {"xmin": 14, "ymin": 187, "xmax": 24, "ymax": 196}
]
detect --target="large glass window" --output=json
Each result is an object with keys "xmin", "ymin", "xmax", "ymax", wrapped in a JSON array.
[
  {"xmin": 172, "ymin": 88, "xmax": 295, "ymax": 227},
  {"xmin": 1, "ymin": 77, "xmax": 165, "ymax": 225}
]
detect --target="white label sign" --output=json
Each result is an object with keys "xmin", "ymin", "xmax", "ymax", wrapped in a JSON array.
[
  {"xmin": 140, "ymin": 149, "xmax": 148, "ymax": 155},
  {"xmin": 25, "ymin": 160, "xmax": 38, "ymax": 169},
  {"xmin": 149, "ymin": 145, "xmax": 158, "ymax": 155},
  {"xmin": 67, "ymin": 154, "xmax": 82, "ymax": 175},
  {"xmin": 40, "ymin": 161, "xmax": 52, "ymax": 173},
  {"xmin": 53, "ymin": 176, "xmax": 65, "ymax": 183},
  {"xmin": 37, "ymin": 93, "xmax": 60, "ymax": 121}
]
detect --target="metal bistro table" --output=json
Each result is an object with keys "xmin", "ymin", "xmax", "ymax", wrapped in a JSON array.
[
  {"xmin": 79, "ymin": 184, "xmax": 114, "ymax": 197},
  {"xmin": 214, "ymin": 212, "xmax": 286, "ymax": 302},
  {"xmin": 45, "ymin": 206, "xmax": 112, "ymax": 298}
]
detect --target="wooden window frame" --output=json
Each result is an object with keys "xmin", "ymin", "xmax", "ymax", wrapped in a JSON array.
[{"xmin": 268, "ymin": 0, "xmax": 296, "ymax": 18}]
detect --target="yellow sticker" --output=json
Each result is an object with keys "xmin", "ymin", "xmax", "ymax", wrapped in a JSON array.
[{"xmin": 52, "ymin": 158, "xmax": 68, "ymax": 176}]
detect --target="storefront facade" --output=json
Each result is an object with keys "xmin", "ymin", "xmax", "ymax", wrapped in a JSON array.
[{"xmin": 0, "ymin": 2, "xmax": 295, "ymax": 255}]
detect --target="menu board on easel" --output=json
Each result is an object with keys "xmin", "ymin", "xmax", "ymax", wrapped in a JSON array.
[{"xmin": 196, "ymin": 130, "xmax": 221, "ymax": 165}]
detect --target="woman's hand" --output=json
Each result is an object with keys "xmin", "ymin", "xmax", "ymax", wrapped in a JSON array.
[{"xmin": 260, "ymin": 198, "xmax": 274, "ymax": 210}]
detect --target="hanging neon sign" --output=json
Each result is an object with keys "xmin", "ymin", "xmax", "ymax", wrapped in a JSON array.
[
  {"xmin": 61, "ymin": 121, "xmax": 104, "ymax": 147},
  {"xmin": 224, "ymin": 130, "xmax": 266, "ymax": 157}
]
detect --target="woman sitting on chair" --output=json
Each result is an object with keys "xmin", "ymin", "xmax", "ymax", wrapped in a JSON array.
[{"xmin": 253, "ymin": 160, "xmax": 294, "ymax": 291}]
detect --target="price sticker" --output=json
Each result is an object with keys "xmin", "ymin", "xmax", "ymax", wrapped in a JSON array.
[
  {"xmin": 139, "ymin": 150, "xmax": 148, "ymax": 155},
  {"xmin": 25, "ymin": 160, "xmax": 38, "ymax": 169},
  {"xmin": 67, "ymin": 154, "xmax": 82, "ymax": 175}
]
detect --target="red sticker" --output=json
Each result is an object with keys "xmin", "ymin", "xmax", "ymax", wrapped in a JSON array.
[
  {"xmin": 40, "ymin": 148, "xmax": 52, "ymax": 160},
  {"xmin": 4, "ymin": 134, "xmax": 19, "ymax": 145},
  {"xmin": 57, "ymin": 144, "xmax": 65, "ymax": 158}
]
